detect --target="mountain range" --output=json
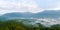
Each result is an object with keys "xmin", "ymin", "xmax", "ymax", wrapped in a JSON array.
[
  {"xmin": 0, "ymin": 10, "xmax": 60, "ymax": 26},
  {"xmin": 0, "ymin": 10, "xmax": 60, "ymax": 19}
]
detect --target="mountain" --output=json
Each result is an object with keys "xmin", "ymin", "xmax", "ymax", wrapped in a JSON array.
[
  {"xmin": 33, "ymin": 10, "xmax": 60, "ymax": 18},
  {"xmin": 1, "ymin": 10, "xmax": 60, "ymax": 19},
  {"xmin": 1, "ymin": 12, "xmax": 34, "ymax": 19},
  {"xmin": 0, "ymin": 10, "xmax": 60, "ymax": 26}
]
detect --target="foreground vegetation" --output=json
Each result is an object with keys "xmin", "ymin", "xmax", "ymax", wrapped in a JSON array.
[{"xmin": 0, "ymin": 19, "xmax": 60, "ymax": 30}]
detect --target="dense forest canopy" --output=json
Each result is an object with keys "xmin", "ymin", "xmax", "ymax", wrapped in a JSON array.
[{"xmin": 0, "ymin": 19, "xmax": 60, "ymax": 30}]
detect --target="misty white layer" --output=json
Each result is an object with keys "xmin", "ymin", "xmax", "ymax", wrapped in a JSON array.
[
  {"xmin": 0, "ymin": 0, "xmax": 44, "ymax": 15},
  {"xmin": 31, "ymin": 18, "xmax": 60, "ymax": 26},
  {"xmin": 0, "ymin": 0, "xmax": 60, "ymax": 15},
  {"xmin": 19, "ymin": 18, "xmax": 60, "ymax": 26}
]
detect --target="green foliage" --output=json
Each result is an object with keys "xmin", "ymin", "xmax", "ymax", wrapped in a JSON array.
[
  {"xmin": 0, "ymin": 20, "xmax": 26, "ymax": 30},
  {"xmin": 0, "ymin": 19, "xmax": 60, "ymax": 30}
]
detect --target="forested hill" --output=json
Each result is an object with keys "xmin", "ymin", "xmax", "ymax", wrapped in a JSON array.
[
  {"xmin": 0, "ymin": 10, "xmax": 60, "ymax": 30},
  {"xmin": 0, "ymin": 19, "xmax": 60, "ymax": 30}
]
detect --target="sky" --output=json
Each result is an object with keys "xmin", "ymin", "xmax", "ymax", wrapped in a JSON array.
[{"xmin": 0, "ymin": 0, "xmax": 60, "ymax": 14}]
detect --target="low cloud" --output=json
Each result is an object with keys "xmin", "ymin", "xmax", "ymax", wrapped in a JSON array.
[{"xmin": 0, "ymin": 0, "xmax": 43, "ymax": 14}]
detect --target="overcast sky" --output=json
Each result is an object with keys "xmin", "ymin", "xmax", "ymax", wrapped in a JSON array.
[{"xmin": 0, "ymin": 0, "xmax": 60, "ymax": 14}]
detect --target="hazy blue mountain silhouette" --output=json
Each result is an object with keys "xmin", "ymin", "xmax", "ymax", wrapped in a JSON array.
[
  {"xmin": 1, "ymin": 10, "xmax": 60, "ymax": 19},
  {"xmin": 33, "ymin": 10, "xmax": 60, "ymax": 18}
]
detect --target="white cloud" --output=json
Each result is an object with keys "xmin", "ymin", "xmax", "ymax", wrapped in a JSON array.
[
  {"xmin": 35, "ymin": 18, "xmax": 60, "ymax": 26},
  {"xmin": 0, "ymin": 0, "xmax": 44, "ymax": 14},
  {"xmin": 34, "ymin": 0, "xmax": 60, "ymax": 10}
]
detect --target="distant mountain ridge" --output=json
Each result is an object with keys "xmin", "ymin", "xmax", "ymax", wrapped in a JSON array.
[{"xmin": 0, "ymin": 10, "xmax": 60, "ymax": 19}]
